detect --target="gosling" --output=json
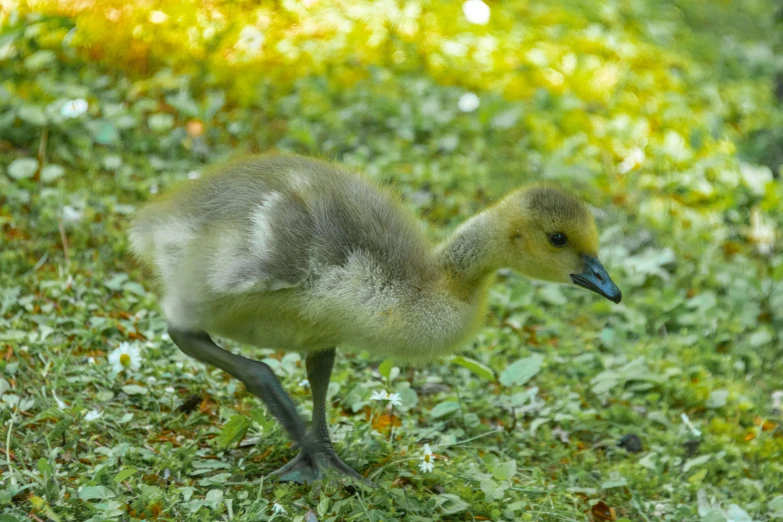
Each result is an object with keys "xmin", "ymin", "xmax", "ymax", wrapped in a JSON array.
[{"xmin": 129, "ymin": 155, "xmax": 621, "ymax": 484}]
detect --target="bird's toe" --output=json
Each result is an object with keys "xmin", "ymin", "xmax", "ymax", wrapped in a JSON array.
[{"xmin": 268, "ymin": 449, "xmax": 372, "ymax": 486}]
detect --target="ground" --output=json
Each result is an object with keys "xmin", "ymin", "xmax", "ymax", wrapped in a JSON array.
[{"xmin": 1, "ymin": 1, "xmax": 783, "ymax": 521}]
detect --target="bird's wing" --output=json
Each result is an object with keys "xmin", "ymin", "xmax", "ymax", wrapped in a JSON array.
[
  {"xmin": 131, "ymin": 187, "xmax": 314, "ymax": 298},
  {"xmin": 200, "ymin": 190, "xmax": 315, "ymax": 296}
]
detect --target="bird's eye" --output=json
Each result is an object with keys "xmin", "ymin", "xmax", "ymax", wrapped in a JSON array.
[{"xmin": 549, "ymin": 233, "xmax": 567, "ymax": 247}]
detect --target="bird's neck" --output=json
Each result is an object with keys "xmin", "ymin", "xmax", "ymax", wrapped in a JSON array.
[{"xmin": 436, "ymin": 212, "xmax": 503, "ymax": 299}]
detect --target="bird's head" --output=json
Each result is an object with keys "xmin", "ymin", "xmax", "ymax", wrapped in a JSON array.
[{"xmin": 493, "ymin": 184, "xmax": 622, "ymax": 303}]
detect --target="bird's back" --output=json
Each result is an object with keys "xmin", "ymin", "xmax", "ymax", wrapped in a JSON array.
[{"xmin": 130, "ymin": 155, "xmax": 439, "ymax": 340}]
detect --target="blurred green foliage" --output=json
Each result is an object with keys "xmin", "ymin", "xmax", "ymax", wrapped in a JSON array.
[{"xmin": 2, "ymin": 0, "xmax": 782, "ymax": 240}]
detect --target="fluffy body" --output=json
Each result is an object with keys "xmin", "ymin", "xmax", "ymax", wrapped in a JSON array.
[{"xmin": 130, "ymin": 156, "xmax": 498, "ymax": 361}]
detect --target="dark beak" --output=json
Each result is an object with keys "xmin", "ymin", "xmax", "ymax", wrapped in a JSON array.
[{"xmin": 570, "ymin": 256, "xmax": 622, "ymax": 303}]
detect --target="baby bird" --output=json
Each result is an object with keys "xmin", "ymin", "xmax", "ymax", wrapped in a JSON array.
[{"xmin": 130, "ymin": 155, "xmax": 621, "ymax": 484}]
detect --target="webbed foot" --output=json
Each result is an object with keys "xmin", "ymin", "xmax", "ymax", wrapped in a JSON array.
[{"xmin": 269, "ymin": 448, "xmax": 372, "ymax": 486}]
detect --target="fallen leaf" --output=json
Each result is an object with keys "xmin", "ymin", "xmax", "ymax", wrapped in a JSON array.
[{"xmin": 591, "ymin": 500, "xmax": 616, "ymax": 521}]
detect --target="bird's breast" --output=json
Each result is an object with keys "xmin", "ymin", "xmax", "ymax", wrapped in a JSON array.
[{"xmin": 303, "ymin": 272, "xmax": 487, "ymax": 360}]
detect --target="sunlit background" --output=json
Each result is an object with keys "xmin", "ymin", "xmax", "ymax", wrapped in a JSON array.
[{"xmin": 1, "ymin": 1, "xmax": 782, "ymax": 521}]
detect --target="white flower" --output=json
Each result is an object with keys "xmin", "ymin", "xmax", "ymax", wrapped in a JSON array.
[
  {"xmin": 462, "ymin": 0, "xmax": 490, "ymax": 25},
  {"xmin": 146, "ymin": 376, "xmax": 157, "ymax": 385},
  {"xmin": 458, "ymin": 92, "xmax": 480, "ymax": 112},
  {"xmin": 387, "ymin": 393, "xmax": 403, "ymax": 408},
  {"xmin": 87, "ymin": 357, "xmax": 96, "ymax": 364},
  {"xmin": 187, "ymin": 170, "xmax": 200, "ymax": 180},
  {"xmin": 149, "ymin": 184, "xmax": 159, "ymax": 195},
  {"xmin": 419, "ymin": 443, "xmax": 435, "ymax": 473},
  {"xmin": 164, "ymin": 386, "xmax": 175, "ymax": 393},
  {"xmin": 60, "ymin": 99, "xmax": 88, "ymax": 119},
  {"xmin": 618, "ymin": 148, "xmax": 645, "ymax": 174},
  {"xmin": 419, "ymin": 459, "xmax": 434, "ymax": 473},
  {"xmin": 235, "ymin": 25, "xmax": 265, "ymax": 54},
  {"xmin": 149, "ymin": 10, "xmax": 168, "ymax": 24},
  {"xmin": 681, "ymin": 413, "xmax": 702, "ymax": 437},
  {"xmin": 370, "ymin": 390, "xmax": 389, "ymax": 401},
  {"xmin": 298, "ymin": 378, "xmax": 310, "ymax": 388},
  {"xmin": 84, "ymin": 409, "xmax": 102, "ymax": 422},
  {"xmin": 108, "ymin": 342, "xmax": 142, "ymax": 375},
  {"xmin": 371, "ymin": 389, "xmax": 402, "ymax": 408},
  {"xmin": 271, "ymin": 502, "xmax": 287, "ymax": 515}
]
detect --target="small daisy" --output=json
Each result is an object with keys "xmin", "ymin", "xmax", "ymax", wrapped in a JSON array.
[
  {"xmin": 298, "ymin": 378, "xmax": 310, "ymax": 388},
  {"xmin": 61, "ymin": 99, "xmax": 88, "ymax": 119},
  {"xmin": 271, "ymin": 502, "xmax": 287, "ymax": 515},
  {"xmin": 458, "ymin": 92, "xmax": 480, "ymax": 112},
  {"xmin": 618, "ymin": 148, "xmax": 645, "ymax": 174},
  {"xmin": 108, "ymin": 342, "xmax": 142, "ymax": 375},
  {"xmin": 236, "ymin": 25, "xmax": 265, "ymax": 54},
  {"xmin": 164, "ymin": 386, "xmax": 175, "ymax": 394},
  {"xmin": 370, "ymin": 390, "xmax": 389, "ymax": 401},
  {"xmin": 84, "ymin": 409, "xmax": 102, "ymax": 422},
  {"xmin": 149, "ymin": 10, "xmax": 168, "ymax": 24},
  {"xmin": 387, "ymin": 392, "xmax": 403, "ymax": 408},
  {"xmin": 462, "ymin": 0, "xmax": 490, "ymax": 25},
  {"xmin": 419, "ymin": 443, "xmax": 435, "ymax": 473}
]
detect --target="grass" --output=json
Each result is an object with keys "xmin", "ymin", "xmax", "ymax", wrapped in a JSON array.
[{"xmin": 1, "ymin": 3, "xmax": 783, "ymax": 521}]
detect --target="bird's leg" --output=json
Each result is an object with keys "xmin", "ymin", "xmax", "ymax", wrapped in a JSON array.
[
  {"xmin": 270, "ymin": 348, "xmax": 370, "ymax": 485},
  {"xmin": 167, "ymin": 327, "xmax": 319, "ymax": 462},
  {"xmin": 308, "ymin": 347, "xmax": 336, "ymax": 450},
  {"xmin": 307, "ymin": 348, "xmax": 368, "ymax": 481}
]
